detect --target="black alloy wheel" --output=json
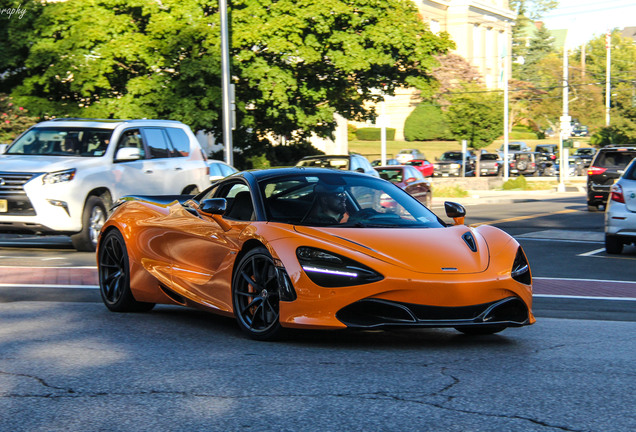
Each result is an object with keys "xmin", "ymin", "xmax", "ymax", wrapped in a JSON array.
[
  {"xmin": 232, "ymin": 247, "xmax": 283, "ymax": 340},
  {"xmin": 98, "ymin": 229, "xmax": 155, "ymax": 312}
]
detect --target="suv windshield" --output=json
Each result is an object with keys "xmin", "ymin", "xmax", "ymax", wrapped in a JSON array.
[
  {"xmin": 7, "ymin": 127, "xmax": 112, "ymax": 157},
  {"xmin": 297, "ymin": 157, "xmax": 350, "ymax": 170},
  {"xmin": 440, "ymin": 152, "xmax": 463, "ymax": 161}
]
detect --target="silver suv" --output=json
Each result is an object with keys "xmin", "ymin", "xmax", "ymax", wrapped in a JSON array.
[{"xmin": 0, "ymin": 118, "xmax": 210, "ymax": 251}]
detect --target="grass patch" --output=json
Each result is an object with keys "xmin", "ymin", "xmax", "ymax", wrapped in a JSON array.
[{"xmin": 432, "ymin": 185, "xmax": 469, "ymax": 198}]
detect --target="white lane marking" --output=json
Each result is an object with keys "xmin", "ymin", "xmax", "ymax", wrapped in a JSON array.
[
  {"xmin": 0, "ymin": 283, "xmax": 99, "ymax": 289},
  {"xmin": 534, "ymin": 277, "xmax": 636, "ymax": 284},
  {"xmin": 533, "ymin": 294, "xmax": 636, "ymax": 301}
]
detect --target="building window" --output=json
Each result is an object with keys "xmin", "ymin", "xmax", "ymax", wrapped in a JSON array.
[{"xmin": 430, "ymin": 20, "xmax": 440, "ymax": 34}]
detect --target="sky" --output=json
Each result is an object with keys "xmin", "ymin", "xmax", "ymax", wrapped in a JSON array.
[{"xmin": 540, "ymin": 0, "xmax": 636, "ymax": 47}]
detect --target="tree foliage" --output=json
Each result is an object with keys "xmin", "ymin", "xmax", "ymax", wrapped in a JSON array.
[
  {"xmin": 443, "ymin": 84, "xmax": 503, "ymax": 150},
  {"xmin": 1, "ymin": 0, "xmax": 454, "ymax": 147},
  {"xmin": 509, "ymin": 0, "xmax": 558, "ymax": 20},
  {"xmin": 403, "ymin": 102, "xmax": 451, "ymax": 141}
]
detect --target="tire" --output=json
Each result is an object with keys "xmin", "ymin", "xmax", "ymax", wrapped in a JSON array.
[
  {"xmin": 455, "ymin": 325, "xmax": 506, "ymax": 335},
  {"xmin": 232, "ymin": 247, "xmax": 283, "ymax": 341},
  {"xmin": 516, "ymin": 161, "xmax": 528, "ymax": 171},
  {"xmin": 587, "ymin": 202, "xmax": 601, "ymax": 212},
  {"xmin": 605, "ymin": 234, "xmax": 623, "ymax": 255},
  {"xmin": 71, "ymin": 196, "xmax": 108, "ymax": 252},
  {"xmin": 98, "ymin": 229, "xmax": 155, "ymax": 312}
]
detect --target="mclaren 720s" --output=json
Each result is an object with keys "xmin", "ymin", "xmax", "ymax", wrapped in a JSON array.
[{"xmin": 97, "ymin": 167, "xmax": 535, "ymax": 340}]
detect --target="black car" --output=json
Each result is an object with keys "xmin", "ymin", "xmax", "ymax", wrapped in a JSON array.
[
  {"xmin": 433, "ymin": 150, "xmax": 475, "ymax": 177},
  {"xmin": 587, "ymin": 145, "xmax": 636, "ymax": 211},
  {"xmin": 571, "ymin": 147, "xmax": 597, "ymax": 168}
]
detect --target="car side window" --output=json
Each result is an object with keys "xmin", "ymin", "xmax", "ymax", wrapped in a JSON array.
[
  {"xmin": 218, "ymin": 182, "xmax": 253, "ymax": 221},
  {"xmin": 165, "ymin": 127, "xmax": 190, "ymax": 157},
  {"xmin": 142, "ymin": 128, "xmax": 171, "ymax": 159},
  {"xmin": 116, "ymin": 129, "xmax": 146, "ymax": 159}
]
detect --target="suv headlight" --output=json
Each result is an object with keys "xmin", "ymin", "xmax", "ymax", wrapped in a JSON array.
[
  {"xmin": 42, "ymin": 169, "xmax": 76, "ymax": 185},
  {"xmin": 296, "ymin": 247, "xmax": 383, "ymax": 287}
]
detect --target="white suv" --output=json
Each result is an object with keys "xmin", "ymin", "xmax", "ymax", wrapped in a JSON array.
[{"xmin": 0, "ymin": 119, "xmax": 210, "ymax": 251}]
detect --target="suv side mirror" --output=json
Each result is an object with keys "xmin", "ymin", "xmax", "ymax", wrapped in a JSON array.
[{"xmin": 115, "ymin": 147, "xmax": 142, "ymax": 162}]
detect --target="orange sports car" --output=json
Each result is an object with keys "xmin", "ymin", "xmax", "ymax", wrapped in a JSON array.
[{"xmin": 97, "ymin": 167, "xmax": 534, "ymax": 340}]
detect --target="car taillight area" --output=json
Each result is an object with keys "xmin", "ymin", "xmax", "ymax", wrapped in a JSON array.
[
  {"xmin": 610, "ymin": 184, "xmax": 625, "ymax": 203},
  {"xmin": 587, "ymin": 166, "xmax": 607, "ymax": 176}
]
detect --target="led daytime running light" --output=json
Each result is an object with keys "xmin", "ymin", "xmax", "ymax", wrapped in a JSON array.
[{"xmin": 302, "ymin": 266, "xmax": 358, "ymax": 278}]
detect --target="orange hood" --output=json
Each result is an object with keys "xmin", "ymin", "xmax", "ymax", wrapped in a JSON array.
[{"xmin": 293, "ymin": 225, "xmax": 490, "ymax": 274}]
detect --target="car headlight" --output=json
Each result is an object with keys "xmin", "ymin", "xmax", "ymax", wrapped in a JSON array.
[
  {"xmin": 450, "ymin": 163, "xmax": 460, "ymax": 169},
  {"xmin": 296, "ymin": 247, "xmax": 383, "ymax": 287},
  {"xmin": 42, "ymin": 169, "xmax": 76, "ymax": 185},
  {"xmin": 511, "ymin": 247, "xmax": 531, "ymax": 285}
]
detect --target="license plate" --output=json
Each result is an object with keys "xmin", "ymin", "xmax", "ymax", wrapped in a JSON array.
[{"xmin": 0, "ymin": 199, "xmax": 7, "ymax": 212}]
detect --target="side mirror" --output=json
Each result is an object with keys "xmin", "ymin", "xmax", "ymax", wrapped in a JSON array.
[
  {"xmin": 444, "ymin": 201, "xmax": 466, "ymax": 225},
  {"xmin": 115, "ymin": 147, "xmax": 142, "ymax": 161},
  {"xmin": 199, "ymin": 198, "xmax": 226, "ymax": 216}
]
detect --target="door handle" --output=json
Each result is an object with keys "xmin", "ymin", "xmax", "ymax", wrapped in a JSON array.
[
  {"xmin": 174, "ymin": 167, "xmax": 183, "ymax": 171},
  {"xmin": 144, "ymin": 170, "xmax": 153, "ymax": 174}
]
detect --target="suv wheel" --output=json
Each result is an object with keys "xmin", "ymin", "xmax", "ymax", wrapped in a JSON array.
[
  {"xmin": 605, "ymin": 234, "xmax": 623, "ymax": 254},
  {"xmin": 587, "ymin": 202, "xmax": 601, "ymax": 212},
  {"xmin": 71, "ymin": 196, "xmax": 108, "ymax": 252}
]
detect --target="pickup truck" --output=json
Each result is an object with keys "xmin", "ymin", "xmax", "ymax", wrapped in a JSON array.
[{"xmin": 478, "ymin": 153, "xmax": 502, "ymax": 176}]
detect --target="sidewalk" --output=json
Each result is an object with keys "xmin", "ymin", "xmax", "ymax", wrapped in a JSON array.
[{"xmin": 432, "ymin": 186, "xmax": 586, "ymax": 206}]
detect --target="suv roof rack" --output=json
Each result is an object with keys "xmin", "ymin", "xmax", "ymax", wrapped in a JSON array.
[{"xmin": 48, "ymin": 118, "xmax": 182, "ymax": 123}]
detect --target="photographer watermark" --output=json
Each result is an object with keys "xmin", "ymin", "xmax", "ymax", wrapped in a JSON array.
[{"xmin": 1, "ymin": 4, "xmax": 27, "ymax": 19}]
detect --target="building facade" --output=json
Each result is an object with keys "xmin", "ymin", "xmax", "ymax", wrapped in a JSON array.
[{"xmin": 347, "ymin": 0, "xmax": 516, "ymax": 144}]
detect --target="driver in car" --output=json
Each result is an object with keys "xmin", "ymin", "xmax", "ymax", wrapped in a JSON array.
[{"xmin": 304, "ymin": 183, "xmax": 348, "ymax": 224}]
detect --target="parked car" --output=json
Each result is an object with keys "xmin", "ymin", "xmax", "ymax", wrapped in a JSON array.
[
  {"xmin": 478, "ymin": 153, "xmax": 502, "ymax": 176},
  {"xmin": 296, "ymin": 154, "xmax": 379, "ymax": 177},
  {"xmin": 507, "ymin": 151, "xmax": 540, "ymax": 176},
  {"xmin": 374, "ymin": 165, "xmax": 432, "ymax": 207},
  {"xmin": 573, "ymin": 125, "xmax": 589, "ymax": 137},
  {"xmin": 97, "ymin": 167, "xmax": 534, "ymax": 340},
  {"xmin": 371, "ymin": 158, "xmax": 400, "ymax": 167},
  {"xmin": 433, "ymin": 151, "xmax": 475, "ymax": 177},
  {"xmin": 405, "ymin": 158, "xmax": 434, "ymax": 177},
  {"xmin": 0, "ymin": 118, "xmax": 210, "ymax": 251},
  {"xmin": 571, "ymin": 147, "xmax": 597, "ymax": 168},
  {"xmin": 605, "ymin": 158, "xmax": 636, "ymax": 254},
  {"xmin": 499, "ymin": 141, "xmax": 531, "ymax": 154},
  {"xmin": 587, "ymin": 145, "xmax": 636, "ymax": 212},
  {"xmin": 395, "ymin": 148, "xmax": 425, "ymax": 164},
  {"xmin": 207, "ymin": 159, "xmax": 238, "ymax": 181}
]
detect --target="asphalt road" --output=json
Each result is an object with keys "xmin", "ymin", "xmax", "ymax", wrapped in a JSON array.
[
  {"xmin": 1, "ymin": 193, "xmax": 635, "ymax": 431},
  {"xmin": 1, "ymin": 301, "xmax": 634, "ymax": 432}
]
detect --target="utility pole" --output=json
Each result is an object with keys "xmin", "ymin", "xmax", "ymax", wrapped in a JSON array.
[
  {"xmin": 605, "ymin": 31, "xmax": 611, "ymax": 127},
  {"xmin": 220, "ymin": 0, "xmax": 233, "ymax": 165},
  {"xmin": 558, "ymin": 46, "xmax": 570, "ymax": 193}
]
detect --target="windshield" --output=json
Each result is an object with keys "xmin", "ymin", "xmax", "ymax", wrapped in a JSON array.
[
  {"xmin": 296, "ymin": 157, "xmax": 350, "ymax": 170},
  {"xmin": 260, "ymin": 173, "xmax": 443, "ymax": 228},
  {"xmin": 440, "ymin": 152, "xmax": 463, "ymax": 161},
  {"xmin": 6, "ymin": 127, "xmax": 112, "ymax": 157}
]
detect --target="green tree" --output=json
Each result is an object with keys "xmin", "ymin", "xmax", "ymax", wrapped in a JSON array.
[
  {"xmin": 509, "ymin": 0, "xmax": 558, "ymax": 20},
  {"xmin": 1, "ymin": 0, "xmax": 454, "ymax": 148},
  {"xmin": 403, "ymin": 102, "xmax": 451, "ymax": 141},
  {"xmin": 444, "ymin": 84, "xmax": 503, "ymax": 150}
]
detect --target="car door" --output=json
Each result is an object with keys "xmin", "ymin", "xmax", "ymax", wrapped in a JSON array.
[
  {"xmin": 140, "ymin": 127, "xmax": 179, "ymax": 194},
  {"xmin": 111, "ymin": 128, "xmax": 165, "ymax": 198},
  {"xmin": 168, "ymin": 180, "xmax": 252, "ymax": 313}
]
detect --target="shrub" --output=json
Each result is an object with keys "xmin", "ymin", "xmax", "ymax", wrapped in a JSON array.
[
  {"xmin": 355, "ymin": 127, "xmax": 396, "ymax": 141},
  {"xmin": 404, "ymin": 103, "xmax": 452, "ymax": 141},
  {"xmin": 347, "ymin": 123, "xmax": 357, "ymax": 142},
  {"xmin": 502, "ymin": 175, "xmax": 528, "ymax": 190}
]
